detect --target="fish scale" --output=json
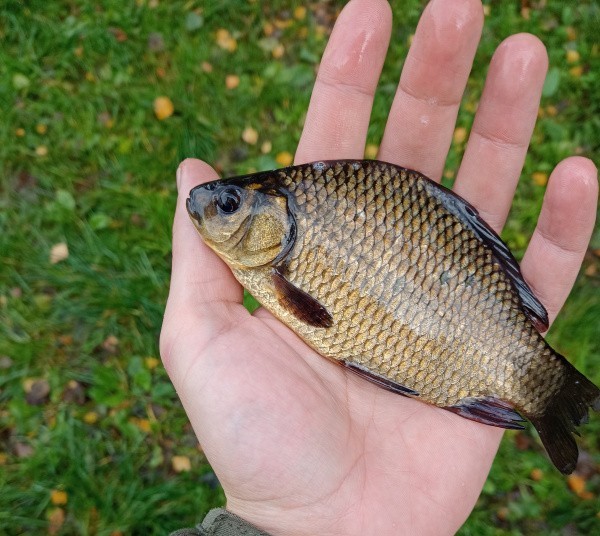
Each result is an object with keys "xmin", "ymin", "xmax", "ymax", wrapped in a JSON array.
[{"xmin": 187, "ymin": 158, "xmax": 600, "ymax": 473}]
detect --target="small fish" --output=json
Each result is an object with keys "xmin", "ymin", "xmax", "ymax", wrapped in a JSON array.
[{"xmin": 187, "ymin": 159, "xmax": 599, "ymax": 474}]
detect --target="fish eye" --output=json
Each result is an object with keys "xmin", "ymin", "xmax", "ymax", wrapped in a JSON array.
[{"xmin": 216, "ymin": 187, "xmax": 242, "ymax": 214}]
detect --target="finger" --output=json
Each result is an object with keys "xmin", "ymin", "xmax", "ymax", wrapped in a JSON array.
[
  {"xmin": 520, "ymin": 157, "xmax": 598, "ymax": 325},
  {"xmin": 169, "ymin": 158, "xmax": 243, "ymax": 306},
  {"xmin": 378, "ymin": 0, "xmax": 483, "ymax": 181},
  {"xmin": 161, "ymin": 159, "xmax": 244, "ymax": 370},
  {"xmin": 294, "ymin": 0, "xmax": 392, "ymax": 164},
  {"xmin": 453, "ymin": 34, "xmax": 548, "ymax": 232}
]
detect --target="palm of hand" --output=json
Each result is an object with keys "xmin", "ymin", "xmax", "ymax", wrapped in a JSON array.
[{"xmin": 161, "ymin": 1, "xmax": 597, "ymax": 535}]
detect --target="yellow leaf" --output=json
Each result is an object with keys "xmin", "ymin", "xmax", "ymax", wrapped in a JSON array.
[
  {"xmin": 263, "ymin": 22, "xmax": 274, "ymax": 37},
  {"xmin": 216, "ymin": 29, "xmax": 237, "ymax": 52},
  {"xmin": 520, "ymin": 7, "xmax": 530, "ymax": 20},
  {"xmin": 48, "ymin": 508, "xmax": 65, "ymax": 536},
  {"xmin": 260, "ymin": 141, "xmax": 272, "ymax": 154},
  {"xmin": 242, "ymin": 126, "xmax": 259, "ymax": 145},
  {"xmin": 566, "ymin": 50, "xmax": 580, "ymax": 64},
  {"xmin": 272, "ymin": 44, "xmax": 285, "ymax": 59},
  {"xmin": 566, "ymin": 26, "xmax": 577, "ymax": 41},
  {"xmin": 545, "ymin": 105, "xmax": 558, "ymax": 117},
  {"xmin": 483, "ymin": 5, "xmax": 491, "ymax": 16},
  {"xmin": 153, "ymin": 96, "xmax": 174, "ymax": 120},
  {"xmin": 0, "ymin": 453, "xmax": 8, "ymax": 465},
  {"xmin": 407, "ymin": 33, "xmax": 414, "ymax": 46},
  {"xmin": 35, "ymin": 145, "xmax": 48, "ymax": 157},
  {"xmin": 83, "ymin": 411, "xmax": 99, "ymax": 424},
  {"xmin": 51, "ymin": 489, "xmax": 68, "ymax": 505},
  {"xmin": 530, "ymin": 468, "xmax": 543, "ymax": 481},
  {"xmin": 453, "ymin": 127, "xmax": 467, "ymax": 145},
  {"xmin": 15, "ymin": 127, "xmax": 25, "ymax": 137},
  {"xmin": 567, "ymin": 474, "xmax": 586, "ymax": 495},
  {"xmin": 569, "ymin": 65, "xmax": 583, "ymax": 78},
  {"xmin": 36, "ymin": 123, "xmax": 47, "ymax": 135},
  {"xmin": 50, "ymin": 243, "xmax": 69, "ymax": 264},
  {"xmin": 364, "ymin": 144, "xmax": 378, "ymax": 159},
  {"xmin": 294, "ymin": 6, "xmax": 307, "ymax": 20},
  {"xmin": 532, "ymin": 172, "xmax": 548, "ymax": 186},
  {"xmin": 172, "ymin": 455, "xmax": 192, "ymax": 473},
  {"xmin": 130, "ymin": 417, "xmax": 151, "ymax": 433},
  {"xmin": 275, "ymin": 151, "xmax": 293, "ymax": 166},
  {"xmin": 145, "ymin": 357, "xmax": 160, "ymax": 370},
  {"xmin": 443, "ymin": 169, "xmax": 455, "ymax": 180},
  {"xmin": 225, "ymin": 74, "xmax": 240, "ymax": 89},
  {"xmin": 201, "ymin": 61, "xmax": 213, "ymax": 73}
]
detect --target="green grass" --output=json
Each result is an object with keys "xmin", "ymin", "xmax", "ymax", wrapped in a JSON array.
[{"xmin": 1, "ymin": 0, "xmax": 599, "ymax": 534}]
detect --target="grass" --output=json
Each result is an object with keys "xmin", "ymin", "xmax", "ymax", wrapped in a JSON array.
[{"xmin": 1, "ymin": 0, "xmax": 599, "ymax": 534}]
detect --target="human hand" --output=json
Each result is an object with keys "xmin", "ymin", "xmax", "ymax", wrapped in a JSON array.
[{"xmin": 160, "ymin": 1, "xmax": 598, "ymax": 535}]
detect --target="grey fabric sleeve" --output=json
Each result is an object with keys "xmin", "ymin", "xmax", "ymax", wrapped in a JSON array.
[{"xmin": 170, "ymin": 508, "xmax": 272, "ymax": 536}]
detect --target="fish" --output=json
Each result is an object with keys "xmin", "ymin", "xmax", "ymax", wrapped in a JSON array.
[{"xmin": 186, "ymin": 159, "xmax": 600, "ymax": 474}]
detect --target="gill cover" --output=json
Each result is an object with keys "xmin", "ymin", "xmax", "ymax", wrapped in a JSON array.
[{"xmin": 187, "ymin": 176, "xmax": 296, "ymax": 269}]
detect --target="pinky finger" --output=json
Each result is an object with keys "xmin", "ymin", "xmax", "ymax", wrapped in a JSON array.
[{"xmin": 520, "ymin": 156, "xmax": 598, "ymax": 327}]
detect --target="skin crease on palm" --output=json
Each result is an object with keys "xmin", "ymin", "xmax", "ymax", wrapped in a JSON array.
[{"xmin": 160, "ymin": 0, "xmax": 598, "ymax": 535}]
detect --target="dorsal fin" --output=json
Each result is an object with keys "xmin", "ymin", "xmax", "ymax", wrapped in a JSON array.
[{"xmin": 421, "ymin": 178, "xmax": 549, "ymax": 332}]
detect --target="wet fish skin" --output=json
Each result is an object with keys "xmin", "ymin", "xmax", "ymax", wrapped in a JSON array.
[{"xmin": 187, "ymin": 159, "xmax": 600, "ymax": 474}]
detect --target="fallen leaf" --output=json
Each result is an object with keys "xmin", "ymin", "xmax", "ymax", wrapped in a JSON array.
[
  {"xmin": 48, "ymin": 508, "xmax": 65, "ymax": 535},
  {"xmin": 147, "ymin": 32, "xmax": 165, "ymax": 52},
  {"xmin": 15, "ymin": 127, "xmax": 25, "ymax": 137},
  {"xmin": 585, "ymin": 264, "xmax": 597, "ymax": 277},
  {"xmin": 567, "ymin": 474, "xmax": 586, "ymax": 495},
  {"xmin": 294, "ymin": 6, "xmax": 307, "ymax": 20},
  {"xmin": 74, "ymin": 46, "xmax": 84, "ymax": 58},
  {"xmin": 520, "ymin": 7, "xmax": 530, "ymax": 19},
  {"xmin": 566, "ymin": 26, "xmax": 577, "ymax": 41},
  {"xmin": 0, "ymin": 453, "xmax": 8, "ymax": 465},
  {"xmin": 101, "ymin": 335, "xmax": 119, "ymax": 353},
  {"xmin": 155, "ymin": 67, "xmax": 166, "ymax": 79},
  {"xmin": 483, "ymin": 5, "xmax": 491, "ymax": 16},
  {"xmin": 0, "ymin": 356, "xmax": 13, "ymax": 369},
  {"xmin": 62, "ymin": 380, "xmax": 86, "ymax": 405},
  {"xmin": 12, "ymin": 73, "xmax": 30, "ymax": 89},
  {"xmin": 275, "ymin": 151, "xmax": 293, "ymax": 166},
  {"xmin": 154, "ymin": 96, "xmax": 174, "ymax": 120},
  {"xmin": 225, "ymin": 74, "xmax": 240, "ymax": 89},
  {"xmin": 566, "ymin": 49, "xmax": 580, "ymax": 64},
  {"xmin": 263, "ymin": 22, "xmax": 274, "ymax": 37},
  {"xmin": 14, "ymin": 442, "xmax": 34, "ymax": 458},
  {"xmin": 530, "ymin": 468, "xmax": 543, "ymax": 481},
  {"xmin": 130, "ymin": 417, "xmax": 151, "ymax": 433},
  {"xmin": 35, "ymin": 123, "xmax": 47, "ymax": 135},
  {"xmin": 514, "ymin": 431, "xmax": 532, "ymax": 450},
  {"xmin": 364, "ymin": 144, "xmax": 378, "ymax": 159},
  {"xmin": 242, "ymin": 126, "xmax": 259, "ymax": 145},
  {"xmin": 145, "ymin": 357, "xmax": 160, "ymax": 370},
  {"xmin": 201, "ymin": 61, "xmax": 213, "ymax": 73},
  {"xmin": 453, "ymin": 127, "xmax": 467, "ymax": 144},
  {"xmin": 83, "ymin": 411, "xmax": 99, "ymax": 424},
  {"xmin": 496, "ymin": 507, "xmax": 508, "ymax": 521},
  {"xmin": 50, "ymin": 490, "xmax": 68, "ymax": 506},
  {"xmin": 272, "ymin": 43, "xmax": 285, "ymax": 59},
  {"xmin": 532, "ymin": 172, "xmax": 548, "ymax": 186},
  {"xmin": 25, "ymin": 379, "xmax": 51, "ymax": 405},
  {"xmin": 545, "ymin": 105, "xmax": 558, "ymax": 117},
  {"xmin": 35, "ymin": 145, "xmax": 48, "ymax": 156},
  {"xmin": 50, "ymin": 242, "xmax": 69, "ymax": 264},
  {"xmin": 108, "ymin": 27, "xmax": 128, "ymax": 42},
  {"xmin": 260, "ymin": 141, "xmax": 272, "ymax": 154},
  {"xmin": 185, "ymin": 12, "xmax": 204, "ymax": 33},
  {"xmin": 172, "ymin": 455, "xmax": 192, "ymax": 473},
  {"xmin": 216, "ymin": 29, "xmax": 237, "ymax": 52},
  {"xmin": 274, "ymin": 18, "xmax": 293, "ymax": 30},
  {"xmin": 569, "ymin": 65, "xmax": 583, "ymax": 78}
]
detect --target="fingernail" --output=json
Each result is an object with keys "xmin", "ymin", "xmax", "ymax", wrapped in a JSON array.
[{"xmin": 176, "ymin": 161, "xmax": 184, "ymax": 191}]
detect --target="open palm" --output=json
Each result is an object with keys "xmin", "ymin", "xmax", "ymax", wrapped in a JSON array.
[{"xmin": 160, "ymin": 1, "xmax": 598, "ymax": 535}]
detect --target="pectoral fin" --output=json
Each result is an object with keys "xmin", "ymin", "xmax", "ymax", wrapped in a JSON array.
[
  {"xmin": 344, "ymin": 361, "xmax": 419, "ymax": 397},
  {"xmin": 445, "ymin": 396, "xmax": 526, "ymax": 430},
  {"xmin": 272, "ymin": 268, "xmax": 333, "ymax": 328}
]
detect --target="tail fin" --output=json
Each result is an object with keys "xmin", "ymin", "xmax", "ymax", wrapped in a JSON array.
[{"xmin": 529, "ymin": 359, "xmax": 600, "ymax": 474}]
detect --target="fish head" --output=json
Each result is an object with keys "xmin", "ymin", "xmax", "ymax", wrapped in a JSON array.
[{"xmin": 187, "ymin": 176, "xmax": 295, "ymax": 268}]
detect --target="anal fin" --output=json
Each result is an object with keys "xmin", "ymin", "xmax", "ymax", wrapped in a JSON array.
[
  {"xmin": 272, "ymin": 268, "xmax": 333, "ymax": 328},
  {"xmin": 445, "ymin": 396, "xmax": 526, "ymax": 430},
  {"xmin": 344, "ymin": 361, "xmax": 419, "ymax": 397}
]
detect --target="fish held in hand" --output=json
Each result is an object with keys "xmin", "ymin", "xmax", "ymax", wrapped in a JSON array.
[{"xmin": 186, "ymin": 159, "xmax": 600, "ymax": 474}]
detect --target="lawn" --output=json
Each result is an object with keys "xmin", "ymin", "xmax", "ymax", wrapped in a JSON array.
[{"xmin": 1, "ymin": 0, "xmax": 599, "ymax": 534}]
